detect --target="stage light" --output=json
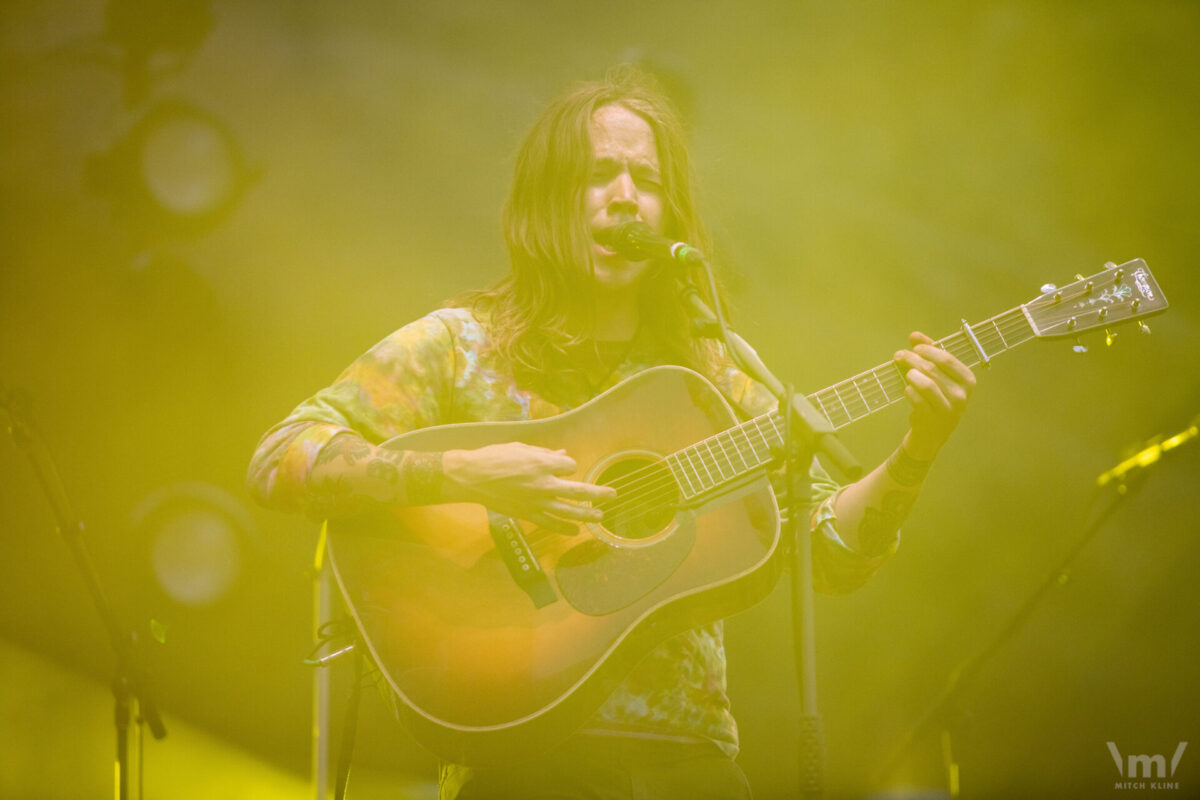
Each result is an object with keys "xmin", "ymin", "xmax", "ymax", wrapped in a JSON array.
[
  {"xmin": 102, "ymin": 0, "xmax": 214, "ymax": 105},
  {"xmin": 131, "ymin": 482, "xmax": 256, "ymax": 607},
  {"xmin": 87, "ymin": 99, "xmax": 256, "ymax": 237}
]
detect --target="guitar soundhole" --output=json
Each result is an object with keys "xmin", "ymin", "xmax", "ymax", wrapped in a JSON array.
[{"xmin": 594, "ymin": 457, "xmax": 679, "ymax": 542}]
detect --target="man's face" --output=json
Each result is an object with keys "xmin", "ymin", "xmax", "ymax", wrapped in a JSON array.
[{"xmin": 584, "ymin": 103, "xmax": 666, "ymax": 294}]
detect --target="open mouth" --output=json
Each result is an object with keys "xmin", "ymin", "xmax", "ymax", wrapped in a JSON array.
[{"xmin": 593, "ymin": 226, "xmax": 624, "ymax": 257}]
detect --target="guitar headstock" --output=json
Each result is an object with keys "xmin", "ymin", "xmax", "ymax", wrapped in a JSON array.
[{"xmin": 1022, "ymin": 259, "xmax": 1168, "ymax": 340}]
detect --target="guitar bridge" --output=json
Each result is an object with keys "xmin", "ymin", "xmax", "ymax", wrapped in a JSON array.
[{"xmin": 487, "ymin": 510, "xmax": 557, "ymax": 608}]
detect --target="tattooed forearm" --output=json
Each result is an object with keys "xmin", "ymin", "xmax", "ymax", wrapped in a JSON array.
[
  {"xmin": 363, "ymin": 450, "xmax": 441, "ymax": 505},
  {"xmin": 857, "ymin": 490, "xmax": 914, "ymax": 556},
  {"xmin": 374, "ymin": 447, "xmax": 404, "ymax": 463},
  {"xmin": 365, "ymin": 457, "xmax": 400, "ymax": 486},
  {"xmin": 308, "ymin": 436, "xmax": 444, "ymax": 516},
  {"xmin": 315, "ymin": 435, "xmax": 372, "ymax": 468},
  {"xmin": 404, "ymin": 451, "xmax": 443, "ymax": 506},
  {"xmin": 885, "ymin": 446, "xmax": 932, "ymax": 488},
  {"xmin": 310, "ymin": 475, "xmax": 364, "ymax": 518},
  {"xmin": 341, "ymin": 438, "xmax": 372, "ymax": 465}
]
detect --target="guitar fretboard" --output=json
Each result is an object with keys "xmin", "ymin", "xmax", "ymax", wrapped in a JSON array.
[{"xmin": 664, "ymin": 306, "xmax": 1036, "ymax": 500}]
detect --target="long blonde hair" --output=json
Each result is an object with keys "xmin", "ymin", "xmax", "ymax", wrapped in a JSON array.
[{"xmin": 462, "ymin": 65, "xmax": 727, "ymax": 385}]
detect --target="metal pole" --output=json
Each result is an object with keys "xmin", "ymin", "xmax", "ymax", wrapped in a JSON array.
[{"xmin": 313, "ymin": 524, "xmax": 333, "ymax": 800}]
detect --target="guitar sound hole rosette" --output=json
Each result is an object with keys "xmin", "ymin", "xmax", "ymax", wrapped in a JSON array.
[{"xmin": 588, "ymin": 449, "xmax": 680, "ymax": 549}]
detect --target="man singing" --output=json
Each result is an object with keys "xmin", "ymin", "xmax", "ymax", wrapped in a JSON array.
[{"xmin": 248, "ymin": 65, "xmax": 974, "ymax": 799}]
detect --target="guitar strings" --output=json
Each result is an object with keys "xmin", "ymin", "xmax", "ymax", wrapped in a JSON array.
[
  {"xmin": 815, "ymin": 280, "xmax": 1128, "ymax": 425},
  {"xmin": 612, "ymin": 309, "xmax": 1032, "ymax": 487},
  {"xmin": 601, "ymin": 434, "xmax": 782, "ymax": 528},
  {"xmin": 595, "ymin": 440, "xmax": 752, "ymax": 523},
  {"xmin": 602, "ymin": 321, "xmax": 1043, "ymax": 524},
  {"xmin": 589, "ymin": 411, "xmax": 779, "ymax": 499},
  {"xmin": 600, "ymin": 325, "xmax": 1003, "ymax": 523},
  {"xmin": 599, "ymin": 421, "xmax": 781, "ymax": 526},
  {"xmin": 814, "ymin": 312, "xmax": 1036, "ymax": 427},
  {"xmin": 600, "ymin": 355, "xmax": 964, "ymax": 526},
  {"xmin": 595, "ymin": 419, "xmax": 781, "ymax": 524},
  {"xmin": 521, "ymin": 280, "xmax": 1130, "ymax": 537},
  {"xmin": 584, "ymin": 286, "xmax": 1103, "ymax": 528},
  {"xmin": 604, "ymin": 318, "xmax": 983, "ymax": 516},
  {"xmin": 599, "ymin": 326, "xmax": 986, "ymax": 522}
]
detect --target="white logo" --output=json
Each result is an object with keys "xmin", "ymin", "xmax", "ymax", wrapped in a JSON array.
[
  {"xmin": 1133, "ymin": 267, "xmax": 1156, "ymax": 300},
  {"xmin": 1108, "ymin": 741, "xmax": 1187, "ymax": 790}
]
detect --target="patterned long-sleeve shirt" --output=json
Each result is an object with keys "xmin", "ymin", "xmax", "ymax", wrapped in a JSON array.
[{"xmin": 247, "ymin": 307, "xmax": 898, "ymax": 758}]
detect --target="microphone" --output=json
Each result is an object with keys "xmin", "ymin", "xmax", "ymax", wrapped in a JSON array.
[
  {"xmin": 1095, "ymin": 413, "xmax": 1199, "ymax": 487},
  {"xmin": 595, "ymin": 222, "xmax": 705, "ymax": 265}
]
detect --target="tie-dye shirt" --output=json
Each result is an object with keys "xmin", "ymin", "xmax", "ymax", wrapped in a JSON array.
[{"xmin": 247, "ymin": 307, "xmax": 897, "ymax": 758}]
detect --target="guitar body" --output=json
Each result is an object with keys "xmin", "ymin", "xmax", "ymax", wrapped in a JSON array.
[
  {"xmin": 326, "ymin": 366, "xmax": 782, "ymax": 764},
  {"xmin": 314, "ymin": 260, "xmax": 1166, "ymax": 767},
  {"xmin": 319, "ymin": 257, "xmax": 1169, "ymax": 765}
]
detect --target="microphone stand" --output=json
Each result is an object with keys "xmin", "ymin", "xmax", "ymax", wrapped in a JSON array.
[
  {"xmin": 874, "ymin": 427, "xmax": 1193, "ymax": 796},
  {"xmin": 1, "ymin": 381, "xmax": 167, "ymax": 800},
  {"xmin": 674, "ymin": 270, "xmax": 861, "ymax": 800}
]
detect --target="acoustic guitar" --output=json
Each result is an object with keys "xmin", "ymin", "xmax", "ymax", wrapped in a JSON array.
[{"xmin": 326, "ymin": 259, "xmax": 1167, "ymax": 764}]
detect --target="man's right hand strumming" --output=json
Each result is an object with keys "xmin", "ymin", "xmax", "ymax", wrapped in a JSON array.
[{"xmin": 443, "ymin": 442, "xmax": 616, "ymax": 535}]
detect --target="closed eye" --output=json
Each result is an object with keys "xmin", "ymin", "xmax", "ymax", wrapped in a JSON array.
[{"xmin": 635, "ymin": 172, "xmax": 662, "ymax": 191}]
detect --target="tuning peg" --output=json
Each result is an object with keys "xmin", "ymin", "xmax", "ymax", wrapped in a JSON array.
[
  {"xmin": 1138, "ymin": 321, "xmax": 1151, "ymax": 335},
  {"xmin": 1105, "ymin": 328, "xmax": 1117, "ymax": 347},
  {"xmin": 1072, "ymin": 339, "xmax": 1089, "ymax": 354},
  {"xmin": 1040, "ymin": 283, "xmax": 1058, "ymax": 294},
  {"xmin": 1104, "ymin": 261, "xmax": 1116, "ymax": 269},
  {"xmin": 1075, "ymin": 274, "xmax": 1086, "ymax": 281}
]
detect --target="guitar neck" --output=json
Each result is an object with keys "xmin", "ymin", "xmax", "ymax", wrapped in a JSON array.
[
  {"xmin": 664, "ymin": 305, "xmax": 1035, "ymax": 500},
  {"xmin": 803, "ymin": 304, "xmax": 1035, "ymax": 431}
]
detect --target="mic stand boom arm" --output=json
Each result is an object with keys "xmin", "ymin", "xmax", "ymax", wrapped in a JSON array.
[
  {"xmin": 675, "ymin": 273, "xmax": 860, "ymax": 800},
  {"xmin": 876, "ymin": 416, "xmax": 1196, "ymax": 796},
  {"xmin": 1, "ymin": 381, "xmax": 166, "ymax": 800}
]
